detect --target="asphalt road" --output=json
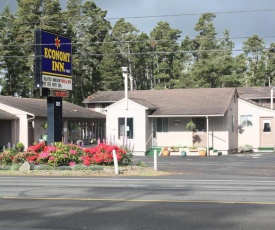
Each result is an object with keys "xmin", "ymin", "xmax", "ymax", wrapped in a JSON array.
[{"xmin": 1, "ymin": 153, "xmax": 275, "ymax": 230}]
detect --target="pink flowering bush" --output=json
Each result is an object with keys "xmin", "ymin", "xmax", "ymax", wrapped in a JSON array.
[
  {"xmin": 42, "ymin": 142, "xmax": 84, "ymax": 166},
  {"xmin": 0, "ymin": 142, "xmax": 133, "ymax": 167}
]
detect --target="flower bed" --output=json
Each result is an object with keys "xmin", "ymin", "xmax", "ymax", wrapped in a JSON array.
[{"xmin": 0, "ymin": 142, "xmax": 133, "ymax": 167}]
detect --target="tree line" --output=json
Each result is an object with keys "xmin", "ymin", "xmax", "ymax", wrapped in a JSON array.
[{"xmin": 0, "ymin": 0, "xmax": 274, "ymax": 105}]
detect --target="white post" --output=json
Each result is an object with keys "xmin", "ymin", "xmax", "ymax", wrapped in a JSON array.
[
  {"xmin": 154, "ymin": 150, "xmax": 157, "ymax": 170},
  {"xmin": 271, "ymin": 88, "xmax": 274, "ymax": 110},
  {"xmin": 129, "ymin": 74, "xmax": 133, "ymax": 91},
  {"xmin": 206, "ymin": 116, "xmax": 209, "ymax": 156},
  {"xmin": 122, "ymin": 67, "xmax": 128, "ymax": 110},
  {"xmin": 112, "ymin": 149, "xmax": 119, "ymax": 175}
]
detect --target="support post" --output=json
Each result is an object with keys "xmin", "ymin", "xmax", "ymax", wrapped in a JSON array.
[
  {"xmin": 154, "ymin": 150, "xmax": 157, "ymax": 170},
  {"xmin": 271, "ymin": 88, "xmax": 274, "ymax": 110},
  {"xmin": 122, "ymin": 67, "xmax": 128, "ymax": 110},
  {"xmin": 206, "ymin": 116, "xmax": 209, "ymax": 156},
  {"xmin": 47, "ymin": 97, "xmax": 63, "ymax": 145},
  {"xmin": 112, "ymin": 149, "xmax": 119, "ymax": 175}
]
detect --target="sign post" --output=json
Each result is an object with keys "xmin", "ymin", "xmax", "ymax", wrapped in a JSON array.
[{"xmin": 35, "ymin": 29, "xmax": 72, "ymax": 144}]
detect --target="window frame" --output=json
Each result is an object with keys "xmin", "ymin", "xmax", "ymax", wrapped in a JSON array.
[{"xmin": 118, "ymin": 117, "xmax": 134, "ymax": 139}]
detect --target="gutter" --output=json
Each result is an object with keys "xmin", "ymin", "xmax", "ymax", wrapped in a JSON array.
[{"xmin": 148, "ymin": 114, "xmax": 224, "ymax": 118}]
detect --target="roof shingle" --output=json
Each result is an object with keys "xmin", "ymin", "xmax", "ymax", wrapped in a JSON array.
[
  {"xmin": 84, "ymin": 88, "xmax": 237, "ymax": 116},
  {"xmin": 0, "ymin": 96, "xmax": 105, "ymax": 119}
]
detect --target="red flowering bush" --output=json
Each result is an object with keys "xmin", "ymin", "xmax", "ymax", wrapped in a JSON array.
[
  {"xmin": 0, "ymin": 141, "xmax": 133, "ymax": 167},
  {"xmin": 27, "ymin": 142, "xmax": 46, "ymax": 153},
  {"xmin": 81, "ymin": 143, "xmax": 128, "ymax": 166}
]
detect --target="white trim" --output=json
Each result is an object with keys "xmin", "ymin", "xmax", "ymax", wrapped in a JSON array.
[
  {"xmin": 0, "ymin": 103, "xmax": 35, "ymax": 117},
  {"xmin": 105, "ymin": 98, "xmax": 148, "ymax": 111},
  {"xmin": 239, "ymin": 98, "xmax": 275, "ymax": 113},
  {"xmin": 148, "ymin": 114, "xmax": 224, "ymax": 118}
]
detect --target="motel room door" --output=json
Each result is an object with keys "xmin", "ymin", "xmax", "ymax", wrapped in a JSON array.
[{"xmin": 260, "ymin": 117, "xmax": 275, "ymax": 146}]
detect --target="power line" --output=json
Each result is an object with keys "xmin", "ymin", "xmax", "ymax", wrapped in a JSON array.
[
  {"xmin": 3, "ymin": 8, "xmax": 275, "ymax": 26},
  {"xmin": 1, "ymin": 34, "xmax": 274, "ymax": 48},
  {"xmin": 0, "ymin": 47, "xmax": 271, "ymax": 59},
  {"xmin": 107, "ymin": 9, "xmax": 275, "ymax": 20}
]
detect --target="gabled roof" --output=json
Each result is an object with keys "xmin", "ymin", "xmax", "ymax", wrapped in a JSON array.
[
  {"xmin": 83, "ymin": 91, "xmax": 125, "ymax": 103},
  {"xmin": 0, "ymin": 96, "xmax": 105, "ymax": 119},
  {"xmin": 237, "ymin": 87, "xmax": 273, "ymax": 100},
  {"xmin": 85, "ymin": 88, "xmax": 237, "ymax": 116},
  {"xmin": 0, "ymin": 109, "xmax": 18, "ymax": 120}
]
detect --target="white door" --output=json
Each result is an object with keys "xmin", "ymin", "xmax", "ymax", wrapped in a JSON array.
[{"xmin": 260, "ymin": 117, "xmax": 274, "ymax": 146}]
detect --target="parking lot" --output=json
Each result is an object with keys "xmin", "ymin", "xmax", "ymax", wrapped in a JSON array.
[{"xmin": 132, "ymin": 152, "xmax": 275, "ymax": 179}]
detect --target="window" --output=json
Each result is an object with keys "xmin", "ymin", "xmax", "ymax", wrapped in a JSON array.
[
  {"xmin": 193, "ymin": 117, "xmax": 206, "ymax": 131},
  {"xmin": 263, "ymin": 119, "xmax": 271, "ymax": 132},
  {"xmin": 240, "ymin": 115, "xmax": 253, "ymax": 127},
  {"xmin": 118, "ymin": 118, "xmax": 125, "ymax": 138},
  {"xmin": 118, "ymin": 117, "xmax": 134, "ymax": 139},
  {"xmin": 232, "ymin": 115, "xmax": 234, "ymax": 132},
  {"xmin": 127, "ymin": 118, "xmax": 133, "ymax": 139},
  {"xmin": 157, "ymin": 118, "xmax": 168, "ymax": 132},
  {"xmin": 174, "ymin": 120, "xmax": 181, "ymax": 125}
]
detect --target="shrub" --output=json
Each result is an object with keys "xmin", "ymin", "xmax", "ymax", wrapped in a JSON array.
[
  {"xmin": 45, "ymin": 142, "xmax": 84, "ymax": 166},
  {"xmin": 136, "ymin": 161, "xmax": 147, "ymax": 167},
  {"xmin": 82, "ymin": 143, "xmax": 130, "ymax": 166},
  {"xmin": 0, "ymin": 150, "xmax": 14, "ymax": 165},
  {"xmin": 12, "ymin": 152, "xmax": 27, "ymax": 164},
  {"xmin": 0, "ymin": 142, "xmax": 133, "ymax": 168},
  {"xmin": 16, "ymin": 142, "xmax": 24, "ymax": 151}
]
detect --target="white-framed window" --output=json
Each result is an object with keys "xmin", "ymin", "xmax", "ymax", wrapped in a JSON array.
[
  {"xmin": 118, "ymin": 117, "xmax": 134, "ymax": 139},
  {"xmin": 240, "ymin": 115, "xmax": 253, "ymax": 127}
]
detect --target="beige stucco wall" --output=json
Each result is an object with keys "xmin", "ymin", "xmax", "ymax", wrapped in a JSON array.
[
  {"xmin": 0, "ymin": 103, "xmax": 31, "ymax": 149},
  {"xmin": 106, "ymin": 99, "xmax": 147, "ymax": 155},
  {"xmin": 238, "ymin": 99, "xmax": 275, "ymax": 149}
]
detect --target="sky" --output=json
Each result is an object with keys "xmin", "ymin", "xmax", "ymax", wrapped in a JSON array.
[{"xmin": 2, "ymin": 0, "xmax": 275, "ymax": 52}]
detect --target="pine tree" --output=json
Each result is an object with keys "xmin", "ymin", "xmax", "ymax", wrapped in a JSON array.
[
  {"xmin": 149, "ymin": 21, "xmax": 181, "ymax": 89},
  {"xmin": 242, "ymin": 35, "xmax": 266, "ymax": 86},
  {"xmin": 63, "ymin": 1, "xmax": 111, "ymax": 104}
]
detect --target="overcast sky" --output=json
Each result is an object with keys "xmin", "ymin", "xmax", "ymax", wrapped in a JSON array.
[{"xmin": 2, "ymin": 0, "xmax": 275, "ymax": 52}]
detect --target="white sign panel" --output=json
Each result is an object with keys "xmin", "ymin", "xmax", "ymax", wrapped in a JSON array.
[{"xmin": 42, "ymin": 75, "xmax": 72, "ymax": 90}]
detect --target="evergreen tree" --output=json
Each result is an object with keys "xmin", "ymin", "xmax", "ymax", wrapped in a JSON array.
[
  {"xmin": 174, "ymin": 35, "xmax": 195, "ymax": 88},
  {"xmin": 0, "ymin": 5, "xmax": 18, "ymax": 96},
  {"xmin": 265, "ymin": 43, "xmax": 275, "ymax": 86},
  {"xmin": 149, "ymin": 21, "xmax": 181, "ymax": 89},
  {"xmin": 64, "ymin": 1, "xmax": 111, "ymax": 104},
  {"xmin": 191, "ymin": 13, "xmax": 221, "ymax": 88},
  {"xmin": 99, "ymin": 33, "xmax": 123, "ymax": 91},
  {"xmin": 242, "ymin": 35, "xmax": 266, "ymax": 86}
]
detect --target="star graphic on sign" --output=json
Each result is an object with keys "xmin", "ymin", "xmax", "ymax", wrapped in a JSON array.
[{"xmin": 55, "ymin": 36, "xmax": 60, "ymax": 49}]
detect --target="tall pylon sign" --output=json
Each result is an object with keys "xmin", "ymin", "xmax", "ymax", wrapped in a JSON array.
[{"xmin": 34, "ymin": 29, "xmax": 72, "ymax": 144}]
